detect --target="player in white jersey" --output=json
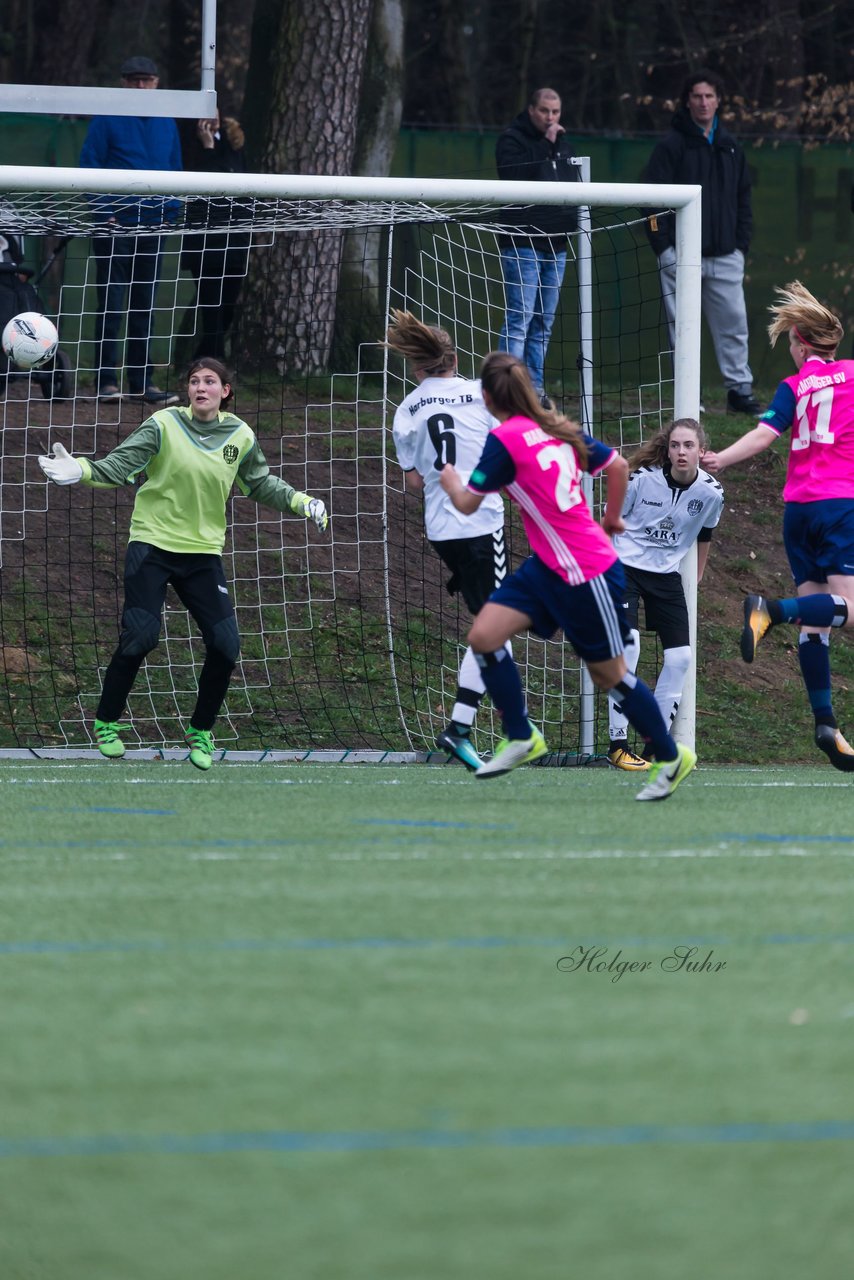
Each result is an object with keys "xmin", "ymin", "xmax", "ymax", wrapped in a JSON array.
[
  {"xmin": 607, "ymin": 418, "xmax": 724, "ymax": 769},
  {"xmin": 387, "ymin": 310, "xmax": 507, "ymax": 771}
]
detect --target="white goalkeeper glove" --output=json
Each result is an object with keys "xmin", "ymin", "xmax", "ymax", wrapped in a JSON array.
[
  {"xmin": 292, "ymin": 491, "xmax": 328, "ymax": 532},
  {"xmin": 38, "ymin": 442, "xmax": 83, "ymax": 486}
]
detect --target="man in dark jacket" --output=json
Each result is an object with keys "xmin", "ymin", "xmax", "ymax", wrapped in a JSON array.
[
  {"xmin": 644, "ymin": 69, "xmax": 760, "ymax": 416},
  {"xmin": 180, "ymin": 110, "xmax": 250, "ymax": 360},
  {"xmin": 496, "ymin": 88, "xmax": 579, "ymax": 405}
]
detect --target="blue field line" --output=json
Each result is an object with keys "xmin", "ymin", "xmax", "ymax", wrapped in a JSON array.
[
  {"xmin": 1, "ymin": 1118, "xmax": 853, "ymax": 1160},
  {"xmin": 722, "ymin": 832, "xmax": 854, "ymax": 845},
  {"xmin": 0, "ymin": 838, "xmax": 297, "ymax": 851},
  {"xmin": 356, "ymin": 819, "xmax": 511, "ymax": 830},
  {"xmin": 31, "ymin": 806, "xmax": 178, "ymax": 816},
  {"xmin": 24, "ymin": 811, "xmax": 502, "ymax": 828},
  {"xmin": 0, "ymin": 935, "xmax": 563, "ymax": 956},
  {"xmin": 3, "ymin": 931, "xmax": 854, "ymax": 958}
]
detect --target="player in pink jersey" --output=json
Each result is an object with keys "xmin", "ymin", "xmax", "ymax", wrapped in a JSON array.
[
  {"xmin": 704, "ymin": 281, "xmax": 854, "ymax": 770},
  {"xmin": 386, "ymin": 309, "xmax": 506, "ymax": 772},
  {"xmin": 439, "ymin": 351, "xmax": 697, "ymax": 799}
]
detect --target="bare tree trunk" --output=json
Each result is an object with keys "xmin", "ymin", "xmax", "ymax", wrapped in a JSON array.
[
  {"xmin": 165, "ymin": 0, "xmax": 253, "ymax": 109},
  {"xmin": 514, "ymin": 0, "xmax": 540, "ymax": 115},
  {"xmin": 240, "ymin": 0, "xmax": 374, "ymax": 378},
  {"xmin": 3, "ymin": 0, "xmax": 113, "ymax": 85},
  {"xmin": 332, "ymin": 0, "xmax": 404, "ymax": 369},
  {"xmin": 757, "ymin": 0, "xmax": 805, "ymax": 131}
]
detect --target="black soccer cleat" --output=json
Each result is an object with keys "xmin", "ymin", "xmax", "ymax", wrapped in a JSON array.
[
  {"xmin": 435, "ymin": 727, "xmax": 483, "ymax": 772},
  {"xmin": 740, "ymin": 594, "xmax": 773, "ymax": 664},
  {"xmin": 814, "ymin": 724, "xmax": 854, "ymax": 773}
]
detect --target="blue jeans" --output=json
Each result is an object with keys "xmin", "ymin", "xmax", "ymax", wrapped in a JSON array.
[
  {"xmin": 92, "ymin": 233, "xmax": 165, "ymax": 393},
  {"xmin": 498, "ymin": 244, "xmax": 567, "ymax": 394}
]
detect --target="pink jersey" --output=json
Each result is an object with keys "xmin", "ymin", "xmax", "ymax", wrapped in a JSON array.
[
  {"xmin": 488, "ymin": 415, "xmax": 618, "ymax": 585},
  {"xmin": 765, "ymin": 358, "xmax": 854, "ymax": 502}
]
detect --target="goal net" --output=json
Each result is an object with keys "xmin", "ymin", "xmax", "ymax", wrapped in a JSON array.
[{"xmin": 0, "ymin": 167, "xmax": 701, "ymax": 759}]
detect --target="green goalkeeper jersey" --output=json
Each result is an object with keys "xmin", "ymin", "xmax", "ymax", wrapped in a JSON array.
[{"xmin": 77, "ymin": 406, "xmax": 303, "ymax": 555}]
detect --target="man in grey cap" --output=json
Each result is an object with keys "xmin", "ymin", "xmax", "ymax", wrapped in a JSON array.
[
  {"xmin": 120, "ymin": 56, "xmax": 160, "ymax": 83},
  {"xmin": 80, "ymin": 55, "xmax": 183, "ymax": 404}
]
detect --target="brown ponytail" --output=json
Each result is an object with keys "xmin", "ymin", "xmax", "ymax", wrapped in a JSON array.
[
  {"xmin": 480, "ymin": 352, "xmax": 589, "ymax": 467},
  {"xmin": 384, "ymin": 309, "xmax": 458, "ymax": 377}
]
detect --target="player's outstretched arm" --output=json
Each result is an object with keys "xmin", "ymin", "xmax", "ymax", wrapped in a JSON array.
[
  {"xmin": 704, "ymin": 425, "xmax": 774, "ymax": 474},
  {"xmin": 38, "ymin": 443, "xmax": 83, "ymax": 486}
]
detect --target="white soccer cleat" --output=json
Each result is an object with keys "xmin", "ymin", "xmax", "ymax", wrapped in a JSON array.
[
  {"xmin": 475, "ymin": 726, "xmax": 548, "ymax": 779},
  {"xmin": 634, "ymin": 743, "xmax": 697, "ymax": 802}
]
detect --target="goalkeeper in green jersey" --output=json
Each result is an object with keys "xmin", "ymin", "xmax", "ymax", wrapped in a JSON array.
[{"xmin": 38, "ymin": 358, "xmax": 328, "ymax": 770}]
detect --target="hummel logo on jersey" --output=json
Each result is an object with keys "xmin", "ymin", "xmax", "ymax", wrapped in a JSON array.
[
  {"xmin": 640, "ymin": 499, "xmax": 663, "ymax": 507},
  {"xmin": 222, "ymin": 444, "xmax": 239, "ymax": 464}
]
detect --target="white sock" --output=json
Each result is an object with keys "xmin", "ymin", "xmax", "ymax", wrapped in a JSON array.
[
  {"xmin": 608, "ymin": 628, "xmax": 641, "ymax": 740},
  {"xmin": 654, "ymin": 645, "xmax": 692, "ymax": 730}
]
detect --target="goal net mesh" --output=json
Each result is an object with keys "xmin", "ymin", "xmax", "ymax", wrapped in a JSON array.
[{"xmin": 0, "ymin": 179, "xmax": 673, "ymax": 758}]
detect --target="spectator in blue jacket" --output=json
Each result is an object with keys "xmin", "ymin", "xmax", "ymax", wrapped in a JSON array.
[{"xmin": 80, "ymin": 55, "xmax": 182, "ymax": 405}]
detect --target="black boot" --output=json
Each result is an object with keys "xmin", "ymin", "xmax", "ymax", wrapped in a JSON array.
[{"xmin": 726, "ymin": 389, "xmax": 762, "ymax": 416}]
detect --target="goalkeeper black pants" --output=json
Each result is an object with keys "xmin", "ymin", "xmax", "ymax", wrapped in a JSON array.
[{"xmin": 97, "ymin": 542, "xmax": 239, "ymax": 728}]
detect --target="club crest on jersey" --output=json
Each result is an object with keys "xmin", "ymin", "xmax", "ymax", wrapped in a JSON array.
[
  {"xmin": 687, "ymin": 499, "xmax": 703, "ymax": 515},
  {"xmin": 222, "ymin": 444, "xmax": 239, "ymax": 464}
]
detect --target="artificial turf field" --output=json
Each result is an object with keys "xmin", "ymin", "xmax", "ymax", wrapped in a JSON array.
[{"xmin": 1, "ymin": 758, "xmax": 852, "ymax": 1279}]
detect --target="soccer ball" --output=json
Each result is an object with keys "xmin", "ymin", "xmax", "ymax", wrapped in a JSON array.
[{"xmin": 2, "ymin": 311, "xmax": 59, "ymax": 370}]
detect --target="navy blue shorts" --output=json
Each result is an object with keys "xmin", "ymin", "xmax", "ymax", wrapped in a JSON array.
[
  {"xmin": 489, "ymin": 554, "xmax": 630, "ymax": 662},
  {"xmin": 783, "ymin": 500, "xmax": 854, "ymax": 584}
]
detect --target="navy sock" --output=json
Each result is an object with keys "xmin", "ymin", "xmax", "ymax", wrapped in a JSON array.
[
  {"xmin": 798, "ymin": 632, "xmax": 835, "ymax": 726},
  {"xmin": 612, "ymin": 671, "xmax": 676, "ymax": 762},
  {"xmin": 474, "ymin": 650, "xmax": 530, "ymax": 739},
  {"xmin": 772, "ymin": 594, "xmax": 848, "ymax": 628}
]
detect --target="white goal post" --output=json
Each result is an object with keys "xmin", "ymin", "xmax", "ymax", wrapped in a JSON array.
[
  {"xmin": 0, "ymin": 164, "xmax": 702, "ymax": 758},
  {"xmin": 0, "ymin": 0, "xmax": 218, "ymax": 119}
]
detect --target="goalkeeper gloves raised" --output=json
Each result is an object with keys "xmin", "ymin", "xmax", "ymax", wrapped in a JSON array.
[
  {"xmin": 291, "ymin": 491, "xmax": 328, "ymax": 531},
  {"xmin": 38, "ymin": 443, "xmax": 83, "ymax": 486}
]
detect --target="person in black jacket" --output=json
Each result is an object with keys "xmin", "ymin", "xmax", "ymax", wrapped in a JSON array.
[
  {"xmin": 180, "ymin": 111, "xmax": 251, "ymax": 360},
  {"xmin": 496, "ymin": 88, "xmax": 579, "ymax": 407},
  {"xmin": 644, "ymin": 69, "xmax": 760, "ymax": 416}
]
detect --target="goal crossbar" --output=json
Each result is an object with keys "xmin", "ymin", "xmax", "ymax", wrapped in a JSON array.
[{"xmin": 0, "ymin": 164, "xmax": 700, "ymax": 211}]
